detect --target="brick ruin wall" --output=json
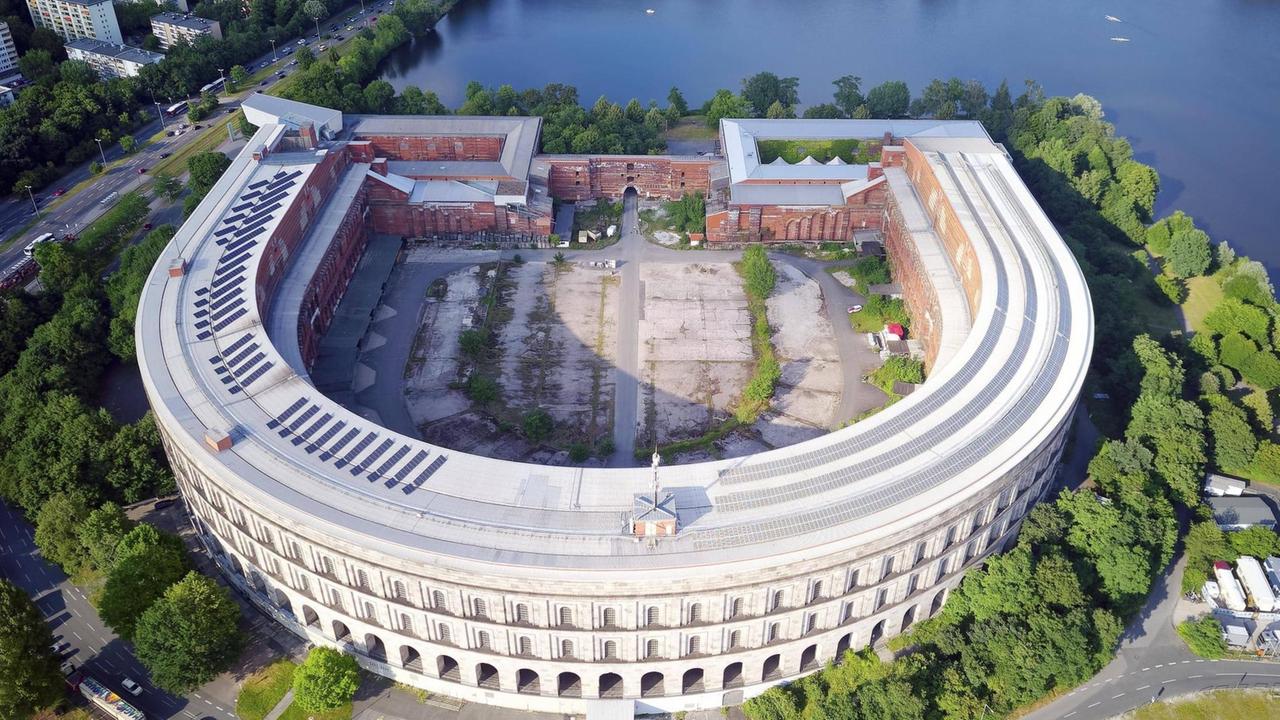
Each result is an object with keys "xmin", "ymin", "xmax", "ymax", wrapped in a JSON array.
[
  {"xmin": 706, "ymin": 182, "xmax": 886, "ymax": 244},
  {"xmin": 353, "ymin": 134, "xmax": 505, "ymax": 162},
  {"xmin": 901, "ymin": 141, "xmax": 982, "ymax": 319},
  {"xmin": 881, "ymin": 190, "xmax": 944, "ymax": 369},
  {"xmin": 362, "ymin": 175, "xmax": 550, "ymax": 239},
  {"xmin": 296, "ymin": 182, "xmax": 370, "ymax": 369},
  {"xmin": 543, "ymin": 156, "xmax": 712, "ymax": 202}
]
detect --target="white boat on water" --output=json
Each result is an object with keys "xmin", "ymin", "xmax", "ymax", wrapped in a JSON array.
[
  {"xmin": 1105, "ymin": 15, "xmax": 1122, "ymax": 22},
  {"xmin": 645, "ymin": 8, "xmax": 655, "ymax": 14},
  {"xmin": 1110, "ymin": 36, "xmax": 1131, "ymax": 42}
]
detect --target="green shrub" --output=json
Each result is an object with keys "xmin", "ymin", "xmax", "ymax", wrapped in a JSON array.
[
  {"xmin": 459, "ymin": 328, "xmax": 488, "ymax": 358},
  {"xmin": 850, "ymin": 256, "xmax": 891, "ymax": 290},
  {"xmin": 596, "ymin": 436, "xmax": 615, "ymax": 456},
  {"xmin": 465, "ymin": 374, "xmax": 498, "ymax": 404},
  {"xmin": 522, "ymin": 408, "xmax": 554, "ymax": 441},
  {"xmin": 740, "ymin": 246, "xmax": 776, "ymax": 298},
  {"xmin": 568, "ymin": 442, "xmax": 590, "ymax": 462},
  {"xmin": 1219, "ymin": 333, "xmax": 1257, "ymax": 371},
  {"xmin": 1153, "ymin": 274, "xmax": 1187, "ymax": 304},
  {"xmin": 1177, "ymin": 616, "xmax": 1227, "ymax": 659}
]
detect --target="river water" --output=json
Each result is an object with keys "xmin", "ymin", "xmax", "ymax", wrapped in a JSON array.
[{"xmin": 379, "ymin": 0, "xmax": 1280, "ymax": 271}]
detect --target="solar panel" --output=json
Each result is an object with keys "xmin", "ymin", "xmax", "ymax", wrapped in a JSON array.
[
  {"xmin": 221, "ymin": 333, "xmax": 255, "ymax": 356},
  {"xmin": 386, "ymin": 450, "xmax": 429, "ymax": 488},
  {"xmin": 247, "ymin": 179, "xmax": 269, "ymax": 190},
  {"xmin": 369, "ymin": 445, "xmax": 410, "ymax": 481},
  {"xmin": 196, "ymin": 331, "xmax": 212, "ymax": 341},
  {"xmin": 350, "ymin": 438, "xmax": 394, "ymax": 476},
  {"xmin": 286, "ymin": 405, "xmax": 319, "ymax": 433},
  {"xmin": 403, "ymin": 455, "xmax": 448, "ymax": 493},
  {"xmin": 224, "ymin": 342, "xmax": 260, "ymax": 369},
  {"xmin": 321, "ymin": 427, "xmax": 360, "ymax": 460},
  {"xmin": 297, "ymin": 412, "xmax": 332, "ymax": 441},
  {"xmin": 267, "ymin": 397, "xmax": 309, "ymax": 429},
  {"xmin": 217, "ymin": 248, "xmax": 253, "ymax": 271},
  {"xmin": 230, "ymin": 352, "xmax": 265, "ymax": 377},
  {"xmin": 211, "ymin": 307, "xmax": 247, "ymax": 332},
  {"xmin": 209, "ymin": 282, "xmax": 240, "ymax": 303},
  {"xmin": 238, "ymin": 361, "xmax": 273, "ymax": 388},
  {"xmin": 337, "ymin": 432, "xmax": 378, "ymax": 468},
  {"xmin": 307, "ymin": 420, "xmax": 346, "ymax": 453},
  {"xmin": 211, "ymin": 265, "xmax": 246, "ymax": 289},
  {"xmin": 211, "ymin": 297, "xmax": 246, "ymax": 323}
]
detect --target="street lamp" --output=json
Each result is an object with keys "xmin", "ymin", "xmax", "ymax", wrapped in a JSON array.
[
  {"xmin": 270, "ymin": 38, "xmax": 277, "ymax": 62},
  {"xmin": 217, "ymin": 67, "xmax": 227, "ymax": 97},
  {"xmin": 93, "ymin": 137, "xmax": 107, "ymax": 166},
  {"xmin": 149, "ymin": 90, "xmax": 166, "ymax": 128},
  {"xmin": 22, "ymin": 184, "xmax": 39, "ymax": 220}
]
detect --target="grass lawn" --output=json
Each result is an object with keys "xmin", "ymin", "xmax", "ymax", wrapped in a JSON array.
[
  {"xmin": 277, "ymin": 701, "xmax": 352, "ymax": 720},
  {"xmin": 1122, "ymin": 689, "xmax": 1280, "ymax": 719},
  {"xmin": 1183, "ymin": 274, "xmax": 1224, "ymax": 333},
  {"xmin": 236, "ymin": 659, "xmax": 299, "ymax": 720},
  {"xmin": 664, "ymin": 116, "xmax": 717, "ymax": 141},
  {"xmin": 756, "ymin": 138, "xmax": 877, "ymax": 164},
  {"xmin": 149, "ymin": 119, "xmax": 236, "ymax": 179}
]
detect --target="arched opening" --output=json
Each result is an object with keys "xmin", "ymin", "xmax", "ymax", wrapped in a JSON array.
[
  {"xmin": 272, "ymin": 588, "xmax": 292, "ymax": 613},
  {"xmin": 800, "ymin": 644, "xmax": 819, "ymax": 672},
  {"xmin": 762, "ymin": 654, "xmax": 781, "ymax": 681},
  {"xmin": 901, "ymin": 605, "xmax": 917, "ymax": 632},
  {"xmin": 476, "ymin": 662, "xmax": 499, "ymax": 689},
  {"xmin": 930, "ymin": 588, "xmax": 947, "ymax": 617},
  {"xmin": 869, "ymin": 619, "xmax": 885, "ymax": 647},
  {"xmin": 836, "ymin": 633, "xmax": 853, "ymax": 659},
  {"xmin": 364, "ymin": 633, "xmax": 387, "ymax": 662},
  {"xmin": 599, "ymin": 672, "xmax": 623, "ymax": 699},
  {"xmin": 228, "ymin": 555, "xmax": 245, "ymax": 577},
  {"xmin": 302, "ymin": 605, "xmax": 320, "ymax": 628},
  {"xmin": 722, "ymin": 662, "xmax": 743, "ymax": 689},
  {"xmin": 682, "ymin": 668, "xmax": 704, "ymax": 694},
  {"xmin": 557, "ymin": 672, "xmax": 582, "ymax": 698},
  {"xmin": 640, "ymin": 671, "xmax": 664, "ymax": 698},
  {"xmin": 400, "ymin": 646, "xmax": 422, "ymax": 672},
  {"xmin": 436, "ymin": 655, "xmax": 460, "ymax": 682},
  {"xmin": 517, "ymin": 669, "xmax": 540, "ymax": 695},
  {"xmin": 332, "ymin": 620, "xmax": 351, "ymax": 643}
]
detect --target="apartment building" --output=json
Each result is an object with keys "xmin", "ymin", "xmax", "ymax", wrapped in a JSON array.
[
  {"xmin": 0, "ymin": 22, "xmax": 19, "ymax": 80},
  {"xmin": 26, "ymin": 0, "xmax": 123, "ymax": 44},
  {"xmin": 150, "ymin": 12, "xmax": 222, "ymax": 50},
  {"xmin": 64, "ymin": 37, "xmax": 163, "ymax": 78}
]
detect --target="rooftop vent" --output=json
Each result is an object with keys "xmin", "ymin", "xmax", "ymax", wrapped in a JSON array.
[{"xmin": 204, "ymin": 427, "xmax": 233, "ymax": 452}]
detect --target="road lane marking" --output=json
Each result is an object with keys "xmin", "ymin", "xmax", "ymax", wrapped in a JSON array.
[
  {"xmin": 1063, "ymin": 713, "xmax": 1076, "ymax": 718},
  {"xmin": 1112, "ymin": 693, "xmax": 1125, "ymax": 699},
  {"xmin": 1136, "ymin": 685, "xmax": 1150, "ymax": 691},
  {"xmin": 1163, "ymin": 679, "xmax": 1178, "ymax": 683},
  {"xmin": 73, "ymin": 631, "xmax": 81, "ymax": 640},
  {"xmin": 1087, "ymin": 702, "xmax": 1101, "ymax": 708},
  {"xmin": 1188, "ymin": 675, "xmax": 1202, "ymax": 679},
  {"xmin": 1141, "ymin": 667, "xmax": 1150, "ymax": 672},
  {"xmin": 1215, "ymin": 673, "xmax": 1239, "ymax": 676}
]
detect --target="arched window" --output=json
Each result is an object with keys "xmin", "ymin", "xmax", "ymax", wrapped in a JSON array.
[
  {"xmin": 804, "ymin": 613, "xmax": 817, "ymax": 634},
  {"xmin": 882, "ymin": 555, "xmax": 895, "ymax": 578},
  {"xmin": 767, "ymin": 623, "xmax": 780, "ymax": 642},
  {"xmin": 560, "ymin": 639, "xmax": 574, "ymax": 658},
  {"xmin": 432, "ymin": 590, "xmax": 446, "ymax": 610},
  {"xmin": 558, "ymin": 607, "xmax": 573, "ymax": 627},
  {"xmin": 393, "ymin": 580, "xmax": 407, "ymax": 601},
  {"xmin": 604, "ymin": 640, "xmax": 618, "ymax": 659},
  {"xmin": 645, "ymin": 606, "xmax": 660, "ymax": 626},
  {"xmin": 646, "ymin": 639, "xmax": 660, "ymax": 658},
  {"xmin": 729, "ymin": 630, "xmax": 742, "ymax": 649},
  {"xmin": 438, "ymin": 624, "xmax": 452, "ymax": 643},
  {"xmin": 688, "ymin": 636, "xmax": 702, "ymax": 655},
  {"xmin": 473, "ymin": 598, "xmax": 488, "ymax": 619},
  {"xmin": 519, "ymin": 636, "xmax": 533, "ymax": 655},
  {"xmin": 321, "ymin": 556, "xmax": 335, "ymax": 576},
  {"xmin": 516, "ymin": 603, "xmax": 530, "ymax": 623},
  {"xmin": 399, "ymin": 612, "xmax": 412, "ymax": 633},
  {"xmin": 356, "ymin": 568, "xmax": 371, "ymax": 590},
  {"xmin": 770, "ymin": 590, "xmax": 784, "ymax": 611},
  {"xmin": 603, "ymin": 607, "xmax": 618, "ymax": 627},
  {"xmin": 730, "ymin": 597, "xmax": 744, "ymax": 618},
  {"xmin": 476, "ymin": 631, "xmax": 491, "ymax": 649},
  {"xmin": 809, "ymin": 581, "xmax": 823, "ymax": 604},
  {"xmin": 361, "ymin": 601, "xmax": 375, "ymax": 620},
  {"xmin": 847, "ymin": 568, "xmax": 861, "ymax": 591},
  {"xmin": 688, "ymin": 603, "xmax": 703, "ymax": 624}
]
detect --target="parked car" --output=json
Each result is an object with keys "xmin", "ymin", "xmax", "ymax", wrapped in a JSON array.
[
  {"xmin": 260, "ymin": 79, "xmax": 269, "ymax": 86},
  {"xmin": 121, "ymin": 678, "xmax": 142, "ymax": 696},
  {"xmin": 289, "ymin": 59, "xmax": 298, "ymax": 66},
  {"xmin": 50, "ymin": 640, "xmax": 71, "ymax": 656},
  {"xmin": 847, "ymin": 304, "xmax": 864, "ymax": 314}
]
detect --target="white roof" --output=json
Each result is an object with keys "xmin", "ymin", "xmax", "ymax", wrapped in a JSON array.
[{"xmin": 242, "ymin": 93, "xmax": 343, "ymax": 136}]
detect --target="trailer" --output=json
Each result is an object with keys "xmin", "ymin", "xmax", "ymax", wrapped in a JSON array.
[
  {"xmin": 1214, "ymin": 560, "xmax": 1248, "ymax": 611},
  {"xmin": 74, "ymin": 674, "xmax": 146, "ymax": 720},
  {"xmin": 1237, "ymin": 556, "xmax": 1277, "ymax": 611}
]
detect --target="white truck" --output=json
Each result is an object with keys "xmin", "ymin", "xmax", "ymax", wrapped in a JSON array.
[
  {"xmin": 1213, "ymin": 561, "xmax": 1248, "ymax": 611},
  {"xmin": 1236, "ymin": 556, "xmax": 1277, "ymax": 612}
]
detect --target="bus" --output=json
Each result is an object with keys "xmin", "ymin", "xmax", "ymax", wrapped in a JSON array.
[
  {"xmin": 22, "ymin": 232, "xmax": 55, "ymax": 257},
  {"xmin": 74, "ymin": 675, "xmax": 146, "ymax": 720},
  {"xmin": 200, "ymin": 77, "xmax": 225, "ymax": 94},
  {"xmin": 165, "ymin": 101, "xmax": 188, "ymax": 117}
]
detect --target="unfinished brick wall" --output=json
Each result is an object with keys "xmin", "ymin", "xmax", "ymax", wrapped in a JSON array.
[
  {"xmin": 881, "ymin": 191, "xmax": 944, "ymax": 369},
  {"xmin": 902, "ymin": 141, "xmax": 982, "ymax": 319},
  {"xmin": 706, "ymin": 182, "xmax": 887, "ymax": 244},
  {"xmin": 354, "ymin": 134, "xmax": 504, "ymax": 162},
  {"xmin": 297, "ymin": 183, "xmax": 370, "ymax": 369},
  {"xmin": 543, "ymin": 156, "xmax": 713, "ymax": 201}
]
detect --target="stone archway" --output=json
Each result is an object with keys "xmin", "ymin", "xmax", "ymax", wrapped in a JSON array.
[
  {"xmin": 301, "ymin": 605, "xmax": 320, "ymax": 628},
  {"xmin": 762, "ymin": 654, "xmax": 781, "ymax": 681},
  {"xmin": 800, "ymin": 644, "xmax": 819, "ymax": 672},
  {"xmin": 476, "ymin": 662, "xmax": 499, "ymax": 689},
  {"xmin": 363, "ymin": 633, "xmax": 387, "ymax": 662},
  {"xmin": 901, "ymin": 605, "xmax": 917, "ymax": 631},
  {"xmin": 930, "ymin": 588, "xmax": 948, "ymax": 616},
  {"xmin": 722, "ymin": 662, "xmax": 743, "ymax": 689},
  {"xmin": 399, "ymin": 645, "xmax": 422, "ymax": 672},
  {"xmin": 869, "ymin": 619, "xmax": 885, "ymax": 647},
  {"xmin": 557, "ymin": 672, "xmax": 582, "ymax": 698},
  {"xmin": 599, "ymin": 672, "xmax": 623, "ymax": 699},
  {"xmin": 517, "ymin": 669, "xmax": 540, "ymax": 695},
  {"xmin": 836, "ymin": 633, "xmax": 853, "ymax": 658},
  {"xmin": 436, "ymin": 655, "xmax": 460, "ymax": 682},
  {"xmin": 640, "ymin": 671, "xmax": 665, "ymax": 698},
  {"xmin": 332, "ymin": 620, "xmax": 351, "ymax": 643},
  {"xmin": 681, "ymin": 667, "xmax": 705, "ymax": 694}
]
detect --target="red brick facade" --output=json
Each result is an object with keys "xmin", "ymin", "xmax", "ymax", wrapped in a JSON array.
[
  {"xmin": 355, "ymin": 134, "xmax": 504, "ymax": 162},
  {"xmin": 362, "ymin": 175, "xmax": 550, "ymax": 238},
  {"xmin": 901, "ymin": 141, "xmax": 982, "ymax": 318},
  {"xmin": 882, "ymin": 191, "xmax": 944, "ymax": 368},
  {"xmin": 706, "ymin": 182, "xmax": 887, "ymax": 245},
  {"xmin": 543, "ymin": 156, "xmax": 713, "ymax": 201}
]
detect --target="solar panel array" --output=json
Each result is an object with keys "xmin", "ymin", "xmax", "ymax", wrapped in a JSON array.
[
  {"xmin": 195, "ymin": 169, "xmax": 304, "ymax": 393},
  {"xmin": 264, "ymin": 396, "xmax": 448, "ymax": 495}
]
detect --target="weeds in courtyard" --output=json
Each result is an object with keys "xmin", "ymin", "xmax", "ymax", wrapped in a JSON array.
[{"xmin": 735, "ymin": 246, "xmax": 782, "ymax": 423}]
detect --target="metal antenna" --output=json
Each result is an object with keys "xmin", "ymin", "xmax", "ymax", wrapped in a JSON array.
[{"xmin": 650, "ymin": 447, "xmax": 661, "ymax": 506}]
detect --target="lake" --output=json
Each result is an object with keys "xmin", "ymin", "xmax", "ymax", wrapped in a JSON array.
[{"xmin": 379, "ymin": 0, "xmax": 1280, "ymax": 272}]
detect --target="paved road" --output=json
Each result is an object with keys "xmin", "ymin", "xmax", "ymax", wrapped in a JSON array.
[
  {"xmin": 1022, "ymin": 545, "xmax": 1280, "ymax": 719},
  {"xmin": 0, "ymin": 501, "xmax": 239, "ymax": 720},
  {"xmin": 610, "ymin": 193, "xmax": 643, "ymax": 464}
]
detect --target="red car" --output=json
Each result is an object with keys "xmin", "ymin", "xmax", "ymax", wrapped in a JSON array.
[
  {"xmin": 137, "ymin": 167, "xmax": 147, "ymax": 174},
  {"xmin": 51, "ymin": 188, "xmax": 66, "ymax": 197},
  {"xmin": 143, "ymin": 222, "xmax": 153, "ymax": 230}
]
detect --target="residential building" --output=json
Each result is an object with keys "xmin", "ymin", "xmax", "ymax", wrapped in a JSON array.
[
  {"xmin": 25, "ymin": 0, "xmax": 122, "ymax": 44},
  {"xmin": 1204, "ymin": 472, "xmax": 1247, "ymax": 497},
  {"xmin": 1208, "ymin": 496, "xmax": 1278, "ymax": 530},
  {"xmin": 0, "ymin": 22, "xmax": 19, "ymax": 80},
  {"xmin": 64, "ymin": 38, "xmax": 163, "ymax": 78},
  {"xmin": 150, "ymin": 12, "xmax": 222, "ymax": 50}
]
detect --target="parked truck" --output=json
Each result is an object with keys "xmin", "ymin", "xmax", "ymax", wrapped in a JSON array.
[
  {"xmin": 1236, "ymin": 556, "xmax": 1277, "ymax": 612},
  {"xmin": 1214, "ymin": 560, "xmax": 1248, "ymax": 611},
  {"xmin": 71, "ymin": 674, "xmax": 146, "ymax": 720}
]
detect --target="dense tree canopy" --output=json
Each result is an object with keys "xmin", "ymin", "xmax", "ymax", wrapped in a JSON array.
[
  {"xmin": 0, "ymin": 580, "xmax": 63, "ymax": 719},
  {"xmin": 134, "ymin": 573, "xmax": 242, "ymax": 694},
  {"xmin": 293, "ymin": 646, "xmax": 360, "ymax": 711},
  {"xmin": 98, "ymin": 525, "xmax": 190, "ymax": 639}
]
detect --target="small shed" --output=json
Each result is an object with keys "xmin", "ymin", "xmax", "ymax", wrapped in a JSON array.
[
  {"xmin": 1204, "ymin": 473, "xmax": 1247, "ymax": 497},
  {"xmin": 1208, "ymin": 496, "xmax": 1277, "ymax": 531}
]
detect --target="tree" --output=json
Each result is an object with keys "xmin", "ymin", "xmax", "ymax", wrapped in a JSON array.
[
  {"xmin": 1207, "ymin": 400, "xmax": 1258, "ymax": 470},
  {"xmin": 764, "ymin": 99, "xmax": 794, "ymax": 119},
  {"xmin": 0, "ymin": 580, "xmax": 63, "ymax": 719},
  {"xmin": 293, "ymin": 646, "xmax": 360, "ymax": 711},
  {"xmin": 832, "ymin": 75, "xmax": 863, "ymax": 117},
  {"xmin": 1166, "ymin": 227, "xmax": 1212, "ymax": 278},
  {"xmin": 296, "ymin": 46, "xmax": 315, "ymax": 70},
  {"xmin": 302, "ymin": 0, "xmax": 327, "ymax": 37},
  {"xmin": 1177, "ymin": 616, "xmax": 1227, "ymax": 658},
  {"xmin": 802, "ymin": 103, "xmax": 843, "ymax": 119},
  {"xmin": 133, "ymin": 573, "xmax": 242, "ymax": 694},
  {"xmin": 119, "ymin": 135, "xmax": 136, "ymax": 154},
  {"xmin": 97, "ymin": 525, "xmax": 189, "ymax": 639},
  {"xmin": 229, "ymin": 64, "xmax": 249, "ymax": 91},
  {"xmin": 666, "ymin": 86, "xmax": 687, "ymax": 116},
  {"xmin": 740, "ymin": 72, "xmax": 799, "ymax": 116},
  {"xmin": 703, "ymin": 89, "xmax": 751, "ymax": 128},
  {"xmin": 33, "ymin": 491, "xmax": 92, "ymax": 573},
  {"xmin": 522, "ymin": 408, "xmax": 554, "ymax": 441},
  {"xmin": 78, "ymin": 502, "xmax": 134, "ymax": 572},
  {"xmin": 187, "ymin": 151, "xmax": 231, "ymax": 197},
  {"xmin": 151, "ymin": 171, "xmax": 183, "ymax": 201},
  {"xmin": 865, "ymin": 81, "xmax": 911, "ymax": 118},
  {"xmin": 1228, "ymin": 526, "xmax": 1280, "ymax": 560}
]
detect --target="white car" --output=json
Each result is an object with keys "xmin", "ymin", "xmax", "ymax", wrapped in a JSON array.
[
  {"xmin": 50, "ymin": 640, "xmax": 71, "ymax": 656},
  {"xmin": 121, "ymin": 678, "xmax": 143, "ymax": 696},
  {"xmin": 846, "ymin": 304, "xmax": 864, "ymax": 314}
]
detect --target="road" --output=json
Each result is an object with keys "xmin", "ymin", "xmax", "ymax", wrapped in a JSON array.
[
  {"xmin": 1022, "ymin": 545, "xmax": 1280, "ymax": 719},
  {"xmin": 0, "ymin": 0, "xmax": 400, "ymax": 268},
  {"xmin": 0, "ymin": 501, "xmax": 238, "ymax": 720}
]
